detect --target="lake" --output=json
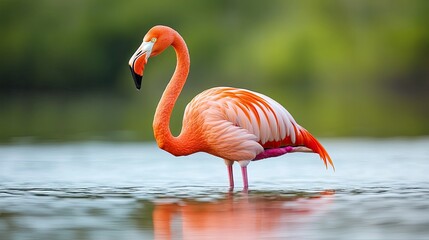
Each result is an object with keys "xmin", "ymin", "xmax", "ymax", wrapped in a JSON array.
[{"xmin": 1, "ymin": 138, "xmax": 428, "ymax": 239}]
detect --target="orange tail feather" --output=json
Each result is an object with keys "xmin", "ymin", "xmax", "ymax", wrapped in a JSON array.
[{"xmin": 296, "ymin": 127, "xmax": 335, "ymax": 170}]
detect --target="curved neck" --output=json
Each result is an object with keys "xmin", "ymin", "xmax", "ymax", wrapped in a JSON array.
[{"xmin": 153, "ymin": 32, "xmax": 197, "ymax": 155}]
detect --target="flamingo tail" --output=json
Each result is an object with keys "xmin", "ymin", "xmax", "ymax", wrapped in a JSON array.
[{"xmin": 296, "ymin": 128, "xmax": 335, "ymax": 170}]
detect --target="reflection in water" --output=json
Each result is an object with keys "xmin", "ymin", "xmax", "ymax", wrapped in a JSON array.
[
  {"xmin": 145, "ymin": 190, "xmax": 334, "ymax": 239},
  {"xmin": 2, "ymin": 140, "xmax": 429, "ymax": 239}
]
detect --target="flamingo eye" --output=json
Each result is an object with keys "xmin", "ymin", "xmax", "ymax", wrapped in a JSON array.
[{"xmin": 151, "ymin": 37, "xmax": 157, "ymax": 43}]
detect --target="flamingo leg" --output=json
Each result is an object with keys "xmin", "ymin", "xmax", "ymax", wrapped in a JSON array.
[
  {"xmin": 241, "ymin": 166, "xmax": 249, "ymax": 189},
  {"xmin": 227, "ymin": 165, "xmax": 234, "ymax": 189},
  {"xmin": 238, "ymin": 160, "xmax": 251, "ymax": 189},
  {"xmin": 224, "ymin": 160, "xmax": 235, "ymax": 189}
]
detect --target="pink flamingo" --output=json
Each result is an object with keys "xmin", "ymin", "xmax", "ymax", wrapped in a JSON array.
[{"xmin": 128, "ymin": 26, "xmax": 334, "ymax": 189}]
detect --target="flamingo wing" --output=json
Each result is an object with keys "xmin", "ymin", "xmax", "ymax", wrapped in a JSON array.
[{"xmin": 183, "ymin": 87, "xmax": 333, "ymax": 169}]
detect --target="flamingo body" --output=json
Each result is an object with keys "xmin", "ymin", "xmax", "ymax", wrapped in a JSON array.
[{"xmin": 128, "ymin": 26, "xmax": 333, "ymax": 189}]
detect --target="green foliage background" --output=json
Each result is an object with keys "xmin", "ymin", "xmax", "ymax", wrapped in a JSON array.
[{"xmin": 0, "ymin": 0, "xmax": 428, "ymax": 142}]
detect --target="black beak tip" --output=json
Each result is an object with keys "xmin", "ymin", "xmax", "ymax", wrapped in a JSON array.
[
  {"xmin": 134, "ymin": 76, "xmax": 142, "ymax": 90},
  {"xmin": 129, "ymin": 66, "xmax": 142, "ymax": 90}
]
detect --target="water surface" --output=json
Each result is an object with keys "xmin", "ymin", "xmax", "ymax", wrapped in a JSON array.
[{"xmin": 1, "ymin": 138, "xmax": 429, "ymax": 239}]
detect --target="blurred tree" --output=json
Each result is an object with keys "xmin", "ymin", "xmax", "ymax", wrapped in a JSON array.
[{"xmin": 0, "ymin": 0, "xmax": 428, "ymax": 141}]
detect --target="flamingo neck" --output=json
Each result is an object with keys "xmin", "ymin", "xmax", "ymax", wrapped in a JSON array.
[{"xmin": 152, "ymin": 32, "xmax": 197, "ymax": 156}]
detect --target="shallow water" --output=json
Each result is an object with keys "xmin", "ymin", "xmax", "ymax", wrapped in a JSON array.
[{"xmin": 1, "ymin": 138, "xmax": 429, "ymax": 239}]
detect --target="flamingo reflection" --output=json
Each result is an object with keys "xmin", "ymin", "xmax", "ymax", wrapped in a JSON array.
[{"xmin": 151, "ymin": 190, "xmax": 334, "ymax": 239}]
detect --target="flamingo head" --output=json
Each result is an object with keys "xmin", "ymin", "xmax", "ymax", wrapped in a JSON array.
[{"xmin": 128, "ymin": 26, "xmax": 175, "ymax": 89}]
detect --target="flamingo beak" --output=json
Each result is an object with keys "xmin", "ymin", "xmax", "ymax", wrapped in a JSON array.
[
  {"xmin": 129, "ymin": 65, "xmax": 143, "ymax": 90},
  {"xmin": 128, "ymin": 41, "xmax": 154, "ymax": 90}
]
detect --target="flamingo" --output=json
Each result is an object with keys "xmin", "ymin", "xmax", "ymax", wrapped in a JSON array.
[{"xmin": 128, "ymin": 25, "xmax": 334, "ymax": 189}]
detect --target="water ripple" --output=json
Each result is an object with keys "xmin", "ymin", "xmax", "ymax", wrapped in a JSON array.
[{"xmin": 1, "ymin": 139, "xmax": 429, "ymax": 239}]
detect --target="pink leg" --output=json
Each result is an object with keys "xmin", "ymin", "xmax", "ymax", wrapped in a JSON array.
[
  {"xmin": 241, "ymin": 166, "xmax": 249, "ymax": 189},
  {"xmin": 238, "ymin": 160, "xmax": 250, "ymax": 189},
  {"xmin": 226, "ymin": 160, "xmax": 250, "ymax": 189},
  {"xmin": 224, "ymin": 160, "xmax": 234, "ymax": 189},
  {"xmin": 227, "ymin": 164, "xmax": 234, "ymax": 189}
]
